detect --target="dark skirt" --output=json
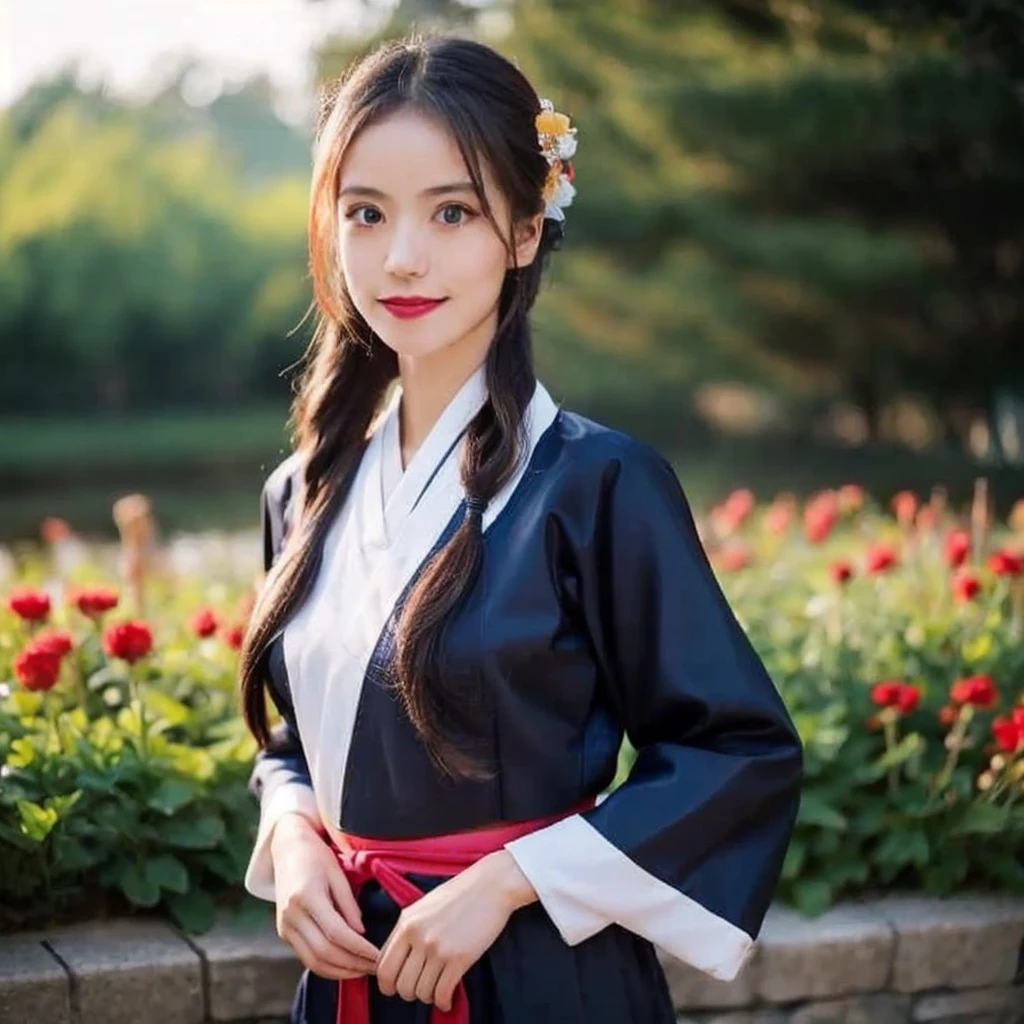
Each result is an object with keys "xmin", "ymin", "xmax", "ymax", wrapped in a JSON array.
[{"xmin": 291, "ymin": 872, "xmax": 675, "ymax": 1024}]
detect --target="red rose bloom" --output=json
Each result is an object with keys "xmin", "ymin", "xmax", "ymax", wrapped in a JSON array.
[
  {"xmin": 896, "ymin": 685, "xmax": 921, "ymax": 714},
  {"xmin": 865, "ymin": 543, "xmax": 898, "ymax": 574},
  {"xmin": 951, "ymin": 571, "xmax": 981, "ymax": 602},
  {"xmin": 870, "ymin": 681, "xmax": 920, "ymax": 713},
  {"xmin": 837, "ymin": 484, "xmax": 865, "ymax": 513},
  {"xmin": 221, "ymin": 622, "xmax": 245, "ymax": 650},
  {"xmin": 988, "ymin": 550, "xmax": 1023, "ymax": 577},
  {"xmin": 944, "ymin": 529, "xmax": 970, "ymax": 569},
  {"xmin": 103, "ymin": 620, "xmax": 153, "ymax": 664},
  {"xmin": 191, "ymin": 607, "xmax": 219, "ymax": 639},
  {"xmin": 7, "ymin": 587, "xmax": 51, "ymax": 622},
  {"xmin": 70, "ymin": 585, "xmax": 120, "ymax": 618},
  {"xmin": 991, "ymin": 716, "xmax": 1022, "ymax": 754},
  {"xmin": 892, "ymin": 490, "xmax": 918, "ymax": 527},
  {"xmin": 950, "ymin": 674, "xmax": 997, "ymax": 709},
  {"xmin": 32, "ymin": 628, "xmax": 74, "ymax": 659},
  {"xmin": 13, "ymin": 645, "xmax": 62, "ymax": 691},
  {"xmin": 829, "ymin": 560, "xmax": 853, "ymax": 584}
]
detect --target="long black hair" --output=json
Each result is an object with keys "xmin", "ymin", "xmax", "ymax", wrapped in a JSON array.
[{"xmin": 240, "ymin": 34, "xmax": 565, "ymax": 779}]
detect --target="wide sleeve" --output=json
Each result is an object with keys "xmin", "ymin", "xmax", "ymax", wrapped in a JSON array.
[
  {"xmin": 504, "ymin": 441, "xmax": 803, "ymax": 980},
  {"xmin": 243, "ymin": 457, "xmax": 322, "ymax": 902}
]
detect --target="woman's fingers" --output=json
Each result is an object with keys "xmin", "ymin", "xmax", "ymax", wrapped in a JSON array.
[
  {"xmin": 413, "ymin": 955, "xmax": 445, "ymax": 1005},
  {"xmin": 284, "ymin": 918, "xmax": 373, "ymax": 980},
  {"xmin": 326, "ymin": 862, "xmax": 366, "ymax": 934},
  {"xmin": 375, "ymin": 934, "xmax": 411, "ymax": 997},
  {"xmin": 432, "ymin": 961, "xmax": 466, "ymax": 1014},
  {"xmin": 306, "ymin": 891, "xmax": 380, "ymax": 964},
  {"xmin": 393, "ymin": 948, "xmax": 427, "ymax": 1001}
]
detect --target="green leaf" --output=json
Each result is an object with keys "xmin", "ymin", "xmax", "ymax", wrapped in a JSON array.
[
  {"xmin": 781, "ymin": 839, "xmax": 806, "ymax": 881},
  {"xmin": 873, "ymin": 827, "xmax": 929, "ymax": 867},
  {"xmin": 791, "ymin": 878, "xmax": 833, "ymax": 916},
  {"xmin": 140, "ymin": 688, "xmax": 191, "ymax": 727},
  {"xmin": 120, "ymin": 863, "xmax": 161, "ymax": 908},
  {"xmin": 16, "ymin": 800, "xmax": 58, "ymax": 842},
  {"xmin": 147, "ymin": 779, "xmax": 196, "ymax": 816},
  {"xmin": 159, "ymin": 816, "xmax": 225, "ymax": 849},
  {"xmin": 874, "ymin": 732, "xmax": 924, "ymax": 772},
  {"xmin": 166, "ymin": 889, "xmax": 216, "ymax": 934},
  {"xmin": 144, "ymin": 854, "xmax": 190, "ymax": 894},
  {"xmin": 946, "ymin": 802, "xmax": 1008, "ymax": 837},
  {"xmin": 797, "ymin": 792, "xmax": 847, "ymax": 831}
]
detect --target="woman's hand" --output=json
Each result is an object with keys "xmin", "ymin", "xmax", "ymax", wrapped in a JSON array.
[
  {"xmin": 271, "ymin": 812, "xmax": 381, "ymax": 980},
  {"xmin": 375, "ymin": 850, "xmax": 537, "ymax": 1011}
]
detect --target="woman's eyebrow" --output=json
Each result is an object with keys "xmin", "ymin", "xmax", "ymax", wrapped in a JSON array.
[{"xmin": 338, "ymin": 182, "xmax": 478, "ymax": 199}]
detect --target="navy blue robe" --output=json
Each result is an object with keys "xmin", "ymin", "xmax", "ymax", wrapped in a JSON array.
[{"xmin": 245, "ymin": 382, "xmax": 802, "ymax": 1024}]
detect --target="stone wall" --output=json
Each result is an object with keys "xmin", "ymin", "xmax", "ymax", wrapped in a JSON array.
[{"xmin": 1, "ymin": 895, "xmax": 1021, "ymax": 1024}]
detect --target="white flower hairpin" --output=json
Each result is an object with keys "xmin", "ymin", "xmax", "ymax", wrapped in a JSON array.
[{"xmin": 536, "ymin": 98, "xmax": 578, "ymax": 222}]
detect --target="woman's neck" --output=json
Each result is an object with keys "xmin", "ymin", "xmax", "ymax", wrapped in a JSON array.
[{"xmin": 395, "ymin": 347, "xmax": 487, "ymax": 471}]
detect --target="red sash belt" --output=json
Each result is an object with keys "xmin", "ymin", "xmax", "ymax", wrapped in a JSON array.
[{"xmin": 332, "ymin": 799, "xmax": 595, "ymax": 1024}]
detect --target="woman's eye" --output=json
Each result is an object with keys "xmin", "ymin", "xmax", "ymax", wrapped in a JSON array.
[
  {"xmin": 348, "ymin": 206, "xmax": 382, "ymax": 226},
  {"xmin": 438, "ymin": 204, "xmax": 472, "ymax": 226}
]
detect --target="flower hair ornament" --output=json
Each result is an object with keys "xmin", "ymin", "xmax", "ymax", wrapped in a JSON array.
[{"xmin": 536, "ymin": 98, "xmax": 578, "ymax": 223}]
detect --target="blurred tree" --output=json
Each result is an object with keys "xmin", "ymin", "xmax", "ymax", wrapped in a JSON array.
[{"xmin": 0, "ymin": 84, "xmax": 310, "ymax": 415}]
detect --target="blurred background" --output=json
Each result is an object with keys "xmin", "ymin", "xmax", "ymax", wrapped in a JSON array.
[{"xmin": 2, "ymin": 0, "xmax": 1023, "ymax": 544}]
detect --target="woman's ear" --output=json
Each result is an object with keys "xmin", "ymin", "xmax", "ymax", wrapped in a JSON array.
[{"xmin": 508, "ymin": 212, "xmax": 545, "ymax": 269}]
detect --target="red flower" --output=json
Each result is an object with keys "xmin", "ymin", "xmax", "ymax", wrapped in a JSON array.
[
  {"xmin": 764, "ymin": 500, "xmax": 793, "ymax": 537},
  {"xmin": 191, "ymin": 607, "xmax": 219, "ymax": 639},
  {"xmin": 829, "ymin": 560, "xmax": 853, "ymax": 584},
  {"xmin": 987, "ymin": 549, "xmax": 1023, "ymax": 577},
  {"xmin": 837, "ymin": 484, "xmax": 865, "ymax": 513},
  {"xmin": 865, "ymin": 543, "xmax": 898, "ymax": 574},
  {"xmin": 13, "ymin": 645, "xmax": 62, "ymax": 692},
  {"xmin": 70, "ymin": 585, "xmax": 120, "ymax": 619},
  {"xmin": 892, "ymin": 490, "xmax": 918, "ymax": 527},
  {"xmin": 950, "ymin": 674, "xmax": 997, "ymax": 709},
  {"xmin": 991, "ymin": 716, "xmax": 1022, "ymax": 754},
  {"xmin": 221, "ymin": 622, "xmax": 245, "ymax": 650},
  {"xmin": 712, "ymin": 489, "xmax": 756, "ymax": 536},
  {"xmin": 870, "ymin": 681, "xmax": 920, "ymax": 714},
  {"xmin": 951, "ymin": 571, "xmax": 981, "ymax": 602},
  {"xmin": 916, "ymin": 506, "xmax": 938, "ymax": 532},
  {"xmin": 944, "ymin": 529, "xmax": 970, "ymax": 570},
  {"xmin": 7, "ymin": 587, "xmax": 51, "ymax": 622},
  {"xmin": 32, "ymin": 628, "xmax": 74, "ymax": 659},
  {"xmin": 938, "ymin": 704, "xmax": 958, "ymax": 726},
  {"xmin": 40, "ymin": 516, "xmax": 73, "ymax": 544},
  {"xmin": 103, "ymin": 620, "xmax": 153, "ymax": 664},
  {"xmin": 803, "ymin": 491, "xmax": 839, "ymax": 544}
]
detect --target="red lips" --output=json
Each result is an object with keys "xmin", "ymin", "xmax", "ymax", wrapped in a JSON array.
[{"xmin": 379, "ymin": 296, "xmax": 447, "ymax": 320}]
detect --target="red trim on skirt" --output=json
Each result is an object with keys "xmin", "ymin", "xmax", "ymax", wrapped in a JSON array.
[{"xmin": 332, "ymin": 798, "xmax": 596, "ymax": 1024}]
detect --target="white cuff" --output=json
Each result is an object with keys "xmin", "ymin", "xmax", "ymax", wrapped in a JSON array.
[
  {"xmin": 243, "ymin": 782, "xmax": 322, "ymax": 902},
  {"xmin": 504, "ymin": 813, "xmax": 754, "ymax": 980}
]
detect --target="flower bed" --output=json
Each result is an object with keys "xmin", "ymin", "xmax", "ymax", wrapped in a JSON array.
[
  {"xmin": 696, "ymin": 484, "xmax": 1024, "ymax": 914},
  {"xmin": 1, "ymin": 484, "xmax": 1023, "ymax": 935}
]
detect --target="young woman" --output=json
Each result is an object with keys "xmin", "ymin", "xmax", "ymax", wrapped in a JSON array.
[{"xmin": 239, "ymin": 33, "xmax": 802, "ymax": 1024}]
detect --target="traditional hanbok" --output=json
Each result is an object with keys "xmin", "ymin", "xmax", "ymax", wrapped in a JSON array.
[{"xmin": 244, "ymin": 363, "xmax": 803, "ymax": 1024}]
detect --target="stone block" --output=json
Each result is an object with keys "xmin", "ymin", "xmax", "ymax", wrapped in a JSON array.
[
  {"xmin": 0, "ymin": 934, "xmax": 71, "ymax": 1024},
  {"xmin": 45, "ymin": 917, "xmax": 203, "ymax": 1024},
  {"xmin": 658, "ymin": 944, "xmax": 757, "ymax": 1010},
  {"xmin": 697, "ymin": 1010, "xmax": 790, "ymax": 1024},
  {"xmin": 788, "ymin": 994, "xmax": 911, "ymax": 1023},
  {"xmin": 756, "ymin": 902, "xmax": 894, "ymax": 1003},
  {"xmin": 912, "ymin": 984, "xmax": 1024, "ymax": 1023},
  {"xmin": 189, "ymin": 914, "xmax": 303, "ymax": 1021},
  {"xmin": 877, "ymin": 894, "xmax": 1024, "ymax": 993}
]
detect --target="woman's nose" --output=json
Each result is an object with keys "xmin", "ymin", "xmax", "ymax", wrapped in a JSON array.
[{"xmin": 383, "ymin": 222, "xmax": 428, "ymax": 278}]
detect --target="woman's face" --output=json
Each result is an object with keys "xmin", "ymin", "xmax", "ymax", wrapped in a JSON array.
[{"xmin": 336, "ymin": 108, "xmax": 542, "ymax": 366}]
